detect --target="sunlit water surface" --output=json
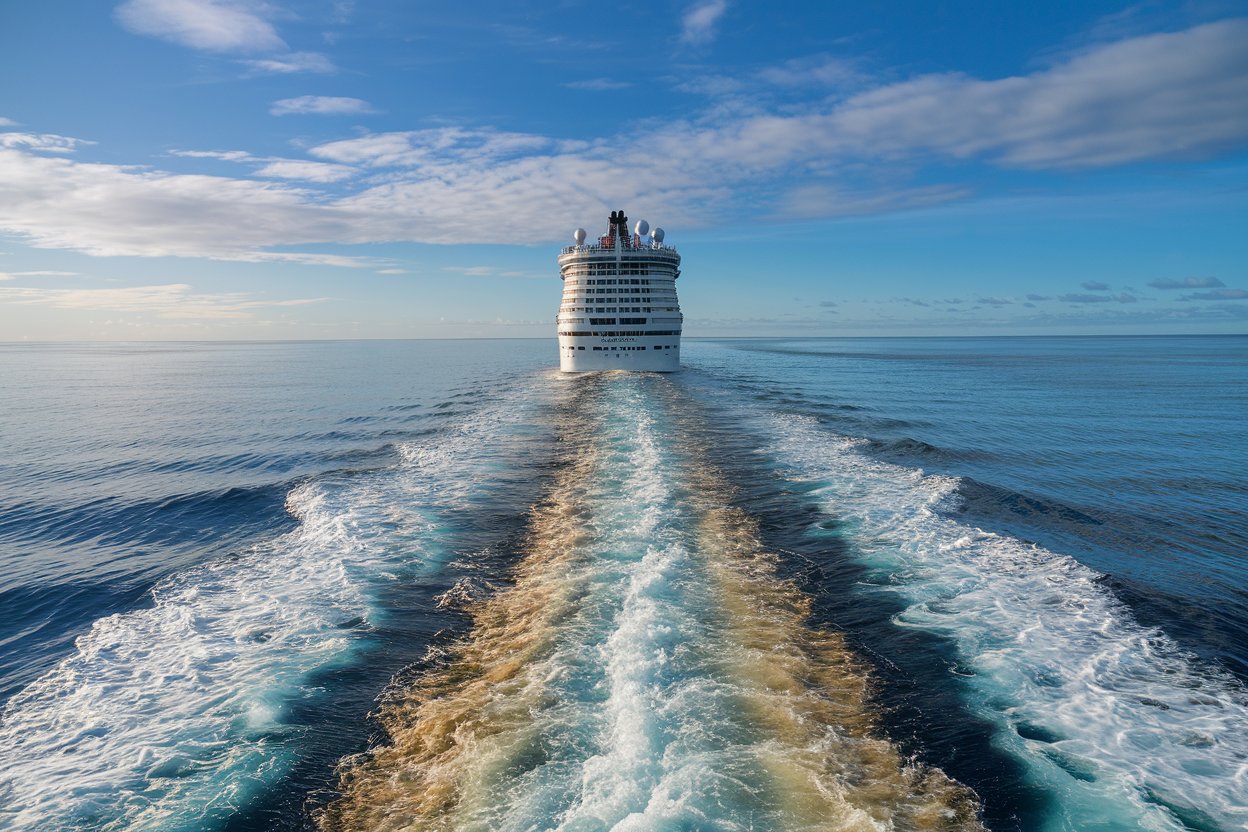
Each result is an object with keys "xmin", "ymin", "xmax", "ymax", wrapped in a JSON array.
[{"xmin": 1, "ymin": 337, "xmax": 1244, "ymax": 831}]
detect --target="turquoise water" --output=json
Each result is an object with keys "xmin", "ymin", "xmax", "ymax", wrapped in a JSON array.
[{"xmin": 0, "ymin": 337, "xmax": 1244, "ymax": 831}]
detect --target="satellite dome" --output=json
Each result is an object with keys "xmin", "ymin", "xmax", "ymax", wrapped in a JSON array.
[
  {"xmin": 573, "ymin": 227, "xmax": 587, "ymax": 245},
  {"xmin": 652, "ymin": 227, "xmax": 665, "ymax": 243},
  {"xmin": 634, "ymin": 219, "xmax": 649, "ymax": 237}
]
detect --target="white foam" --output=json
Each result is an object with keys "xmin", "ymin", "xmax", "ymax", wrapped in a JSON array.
[
  {"xmin": 456, "ymin": 380, "xmax": 880, "ymax": 831},
  {"xmin": 764, "ymin": 413, "xmax": 1248, "ymax": 831},
  {"xmin": 0, "ymin": 384, "xmax": 546, "ymax": 831}
]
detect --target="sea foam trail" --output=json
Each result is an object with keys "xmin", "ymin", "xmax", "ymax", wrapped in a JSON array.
[
  {"xmin": 0, "ymin": 382, "xmax": 548, "ymax": 832},
  {"xmin": 764, "ymin": 413, "xmax": 1248, "ymax": 832},
  {"xmin": 321, "ymin": 375, "xmax": 982, "ymax": 832}
]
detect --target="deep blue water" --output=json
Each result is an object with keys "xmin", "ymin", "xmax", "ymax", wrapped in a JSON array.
[{"xmin": 0, "ymin": 337, "xmax": 1244, "ymax": 831}]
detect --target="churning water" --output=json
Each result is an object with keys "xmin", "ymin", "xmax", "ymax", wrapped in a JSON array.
[{"xmin": 1, "ymin": 337, "xmax": 1244, "ymax": 831}]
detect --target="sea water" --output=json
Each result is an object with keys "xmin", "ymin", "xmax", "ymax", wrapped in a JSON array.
[{"xmin": 0, "ymin": 337, "xmax": 1244, "ymax": 831}]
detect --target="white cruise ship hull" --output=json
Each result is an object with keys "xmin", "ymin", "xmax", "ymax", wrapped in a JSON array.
[
  {"xmin": 556, "ymin": 211, "xmax": 684, "ymax": 374},
  {"xmin": 558, "ymin": 334, "xmax": 680, "ymax": 372}
]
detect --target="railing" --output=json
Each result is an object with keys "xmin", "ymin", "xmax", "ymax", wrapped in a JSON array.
[{"xmin": 560, "ymin": 243, "xmax": 678, "ymax": 255}]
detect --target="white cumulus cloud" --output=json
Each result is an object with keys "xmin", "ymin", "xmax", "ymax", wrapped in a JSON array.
[{"xmin": 114, "ymin": 0, "xmax": 286, "ymax": 53}]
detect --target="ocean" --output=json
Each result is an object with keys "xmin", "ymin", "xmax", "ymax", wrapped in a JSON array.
[{"xmin": 0, "ymin": 336, "xmax": 1244, "ymax": 831}]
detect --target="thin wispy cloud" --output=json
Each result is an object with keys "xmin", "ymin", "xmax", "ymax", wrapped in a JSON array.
[
  {"xmin": 1149, "ymin": 276, "xmax": 1225, "ymax": 289},
  {"xmin": 1081, "ymin": 281, "xmax": 1109, "ymax": 290},
  {"xmin": 0, "ymin": 283, "xmax": 328, "ymax": 320},
  {"xmin": 563, "ymin": 78, "xmax": 632, "ymax": 91},
  {"xmin": 0, "ymin": 270, "xmax": 78, "ymax": 281},
  {"xmin": 1179, "ymin": 288, "xmax": 1247, "ymax": 301},
  {"xmin": 171, "ymin": 148, "xmax": 357, "ymax": 182},
  {"xmin": 270, "ymin": 96, "xmax": 376, "ymax": 116},
  {"xmin": 681, "ymin": 0, "xmax": 728, "ymax": 45},
  {"xmin": 758, "ymin": 55, "xmax": 860, "ymax": 88},
  {"xmin": 0, "ymin": 133, "xmax": 92, "ymax": 153},
  {"xmin": 114, "ymin": 0, "xmax": 286, "ymax": 53},
  {"xmin": 1059, "ymin": 292, "xmax": 1138, "ymax": 304},
  {"xmin": 0, "ymin": 117, "xmax": 18, "ymax": 127},
  {"xmin": 243, "ymin": 52, "xmax": 336, "ymax": 74}
]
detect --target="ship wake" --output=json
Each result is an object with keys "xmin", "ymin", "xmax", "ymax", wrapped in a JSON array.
[{"xmin": 319, "ymin": 375, "xmax": 983, "ymax": 832}]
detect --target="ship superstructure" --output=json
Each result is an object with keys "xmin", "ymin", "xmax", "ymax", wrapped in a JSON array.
[{"xmin": 556, "ymin": 210, "xmax": 683, "ymax": 372}]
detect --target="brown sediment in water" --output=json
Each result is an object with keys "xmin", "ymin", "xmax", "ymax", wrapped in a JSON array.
[
  {"xmin": 688, "ymin": 477, "xmax": 983, "ymax": 829},
  {"xmin": 319, "ymin": 382, "xmax": 608, "ymax": 832},
  {"xmin": 319, "ymin": 376, "xmax": 984, "ymax": 831}
]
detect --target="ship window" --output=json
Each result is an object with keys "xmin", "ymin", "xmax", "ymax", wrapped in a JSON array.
[{"xmin": 578, "ymin": 346, "xmax": 585, "ymax": 350}]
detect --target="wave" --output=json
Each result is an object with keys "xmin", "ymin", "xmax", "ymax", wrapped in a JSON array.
[
  {"xmin": 763, "ymin": 414, "xmax": 1248, "ymax": 831},
  {"xmin": 0, "ymin": 381, "xmax": 549, "ymax": 832},
  {"xmin": 320, "ymin": 376, "xmax": 982, "ymax": 832}
]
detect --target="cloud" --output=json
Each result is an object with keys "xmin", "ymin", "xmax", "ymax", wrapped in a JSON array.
[
  {"xmin": 1026, "ymin": 294, "xmax": 1052, "ymax": 301},
  {"xmin": 1179, "ymin": 288, "xmax": 1248, "ymax": 300},
  {"xmin": 270, "ymin": 96, "xmax": 376, "ymax": 116},
  {"xmin": 0, "ymin": 145, "xmax": 387, "ymax": 262},
  {"xmin": 242, "ymin": 51, "xmax": 336, "ymax": 74},
  {"xmin": 1081, "ymin": 280, "xmax": 1109, "ymax": 290},
  {"xmin": 0, "ymin": 117, "xmax": 17, "ymax": 127},
  {"xmin": 0, "ymin": 132, "xmax": 92, "ymax": 153},
  {"xmin": 775, "ymin": 183, "xmax": 971, "ymax": 219},
  {"xmin": 563, "ymin": 78, "xmax": 632, "ymax": 91},
  {"xmin": 0, "ymin": 282, "xmax": 327, "ymax": 320},
  {"xmin": 818, "ymin": 18, "xmax": 1248, "ymax": 169},
  {"xmin": 171, "ymin": 148, "xmax": 357, "ymax": 182},
  {"xmin": 4, "ymin": 19, "xmax": 1248, "ymax": 262},
  {"xmin": 253, "ymin": 160, "xmax": 356, "ymax": 182},
  {"xmin": 1059, "ymin": 292, "xmax": 1138, "ymax": 303},
  {"xmin": 673, "ymin": 75, "xmax": 745, "ymax": 97},
  {"xmin": 1148, "ymin": 276, "xmax": 1225, "ymax": 289},
  {"xmin": 819, "ymin": 300, "xmax": 837, "ymax": 307},
  {"xmin": 977, "ymin": 296, "xmax": 1012, "ymax": 305},
  {"xmin": 114, "ymin": 0, "xmax": 286, "ymax": 53},
  {"xmin": 310, "ymin": 127, "xmax": 554, "ymax": 167},
  {"xmin": 758, "ymin": 55, "xmax": 860, "ymax": 88},
  {"xmin": 681, "ymin": 0, "xmax": 728, "ymax": 45},
  {"xmin": 0, "ymin": 270, "xmax": 78, "ymax": 281}
]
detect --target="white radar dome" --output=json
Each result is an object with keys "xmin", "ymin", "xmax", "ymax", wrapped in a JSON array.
[
  {"xmin": 652, "ymin": 227, "xmax": 665, "ymax": 243},
  {"xmin": 573, "ymin": 228, "xmax": 587, "ymax": 245},
  {"xmin": 634, "ymin": 219, "xmax": 649, "ymax": 237}
]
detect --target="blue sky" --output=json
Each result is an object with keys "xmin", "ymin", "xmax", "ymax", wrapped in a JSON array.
[{"xmin": 1, "ymin": 0, "xmax": 1246, "ymax": 339}]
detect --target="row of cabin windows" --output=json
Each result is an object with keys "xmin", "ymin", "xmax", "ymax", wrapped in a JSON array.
[
  {"xmin": 562, "ymin": 292, "xmax": 677, "ymax": 301},
  {"xmin": 560, "ymin": 307, "xmax": 680, "ymax": 314},
  {"xmin": 588, "ymin": 345, "xmax": 677, "ymax": 351},
  {"xmin": 562, "ymin": 278, "xmax": 666, "ymax": 286},
  {"xmin": 563, "ymin": 266, "xmax": 674, "ymax": 278},
  {"xmin": 558, "ymin": 330, "xmax": 681, "ymax": 337},
  {"xmin": 562, "ymin": 316, "xmax": 681, "ymax": 323},
  {"xmin": 567, "ymin": 286, "xmax": 668, "ymax": 294}
]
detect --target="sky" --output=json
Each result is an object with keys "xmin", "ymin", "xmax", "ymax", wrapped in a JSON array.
[{"xmin": 1, "ymin": 0, "xmax": 1247, "ymax": 339}]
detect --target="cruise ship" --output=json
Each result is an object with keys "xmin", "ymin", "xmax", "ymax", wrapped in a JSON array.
[{"xmin": 556, "ymin": 210, "xmax": 683, "ymax": 372}]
